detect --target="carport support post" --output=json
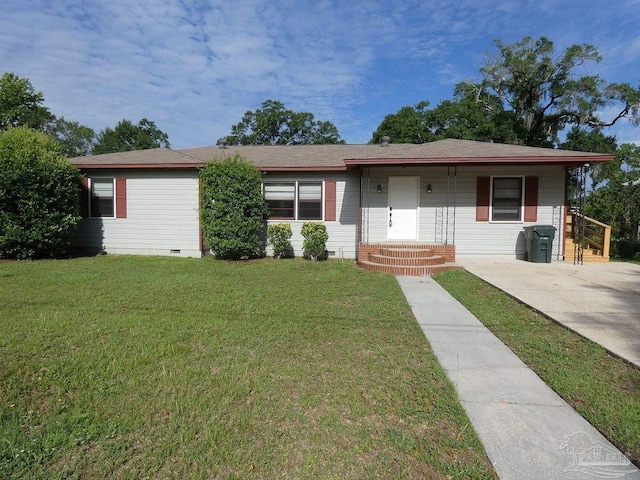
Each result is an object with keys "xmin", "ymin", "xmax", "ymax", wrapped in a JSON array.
[{"xmin": 573, "ymin": 163, "xmax": 588, "ymax": 265}]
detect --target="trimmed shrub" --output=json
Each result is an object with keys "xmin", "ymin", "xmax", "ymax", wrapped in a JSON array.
[
  {"xmin": 267, "ymin": 223, "xmax": 293, "ymax": 258},
  {"xmin": 301, "ymin": 222, "xmax": 328, "ymax": 261},
  {"xmin": 200, "ymin": 154, "xmax": 268, "ymax": 259},
  {"xmin": 0, "ymin": 127, "xmax": 83, "ymax": 259}
]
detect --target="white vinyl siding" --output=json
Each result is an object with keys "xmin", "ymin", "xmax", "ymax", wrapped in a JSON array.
[
  {"xmin": 264, "ymin": 173, "xmax": 360, "ymax": 259},
  {"xmin": 362, "ymin": 165, "xmax": 565, "ymax": 260},
  {"xmin": 452, "ymin": 167, "xmax": 563, "ymax": 258},
  {"xmin": 75, "ymin": 169, "xmax": 201, "ymax": 257}
]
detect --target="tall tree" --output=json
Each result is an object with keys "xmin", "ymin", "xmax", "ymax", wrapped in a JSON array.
[
  {"xmin": 371, "ymin": 86, "xmax": 520, "ymax": 144},
  {"xmin": 560, "ymin": 127, "xmax": 618, "ymax": 190},
  {"xmin": 560, "ymin": 127, "xmax": 618, "ymax": 157},
  {"xmin": 428, "ymin": 83, "xmax": 522, "ymax": 143},
  {"xmin": 371, "ymin": 101, "xmax": 435, "ymax": 144},
  {"xmin": 227, "ymin": 100, "xmax": 344, "ymax": 145},
  {"xmin": 92, "ymin": 118, "xmax": 170, "ymax": 154},
  {"xmin": 470, "ymin": 36, "xmax": 640, "ymax": 147},
  {"xmin": 560, "ymin": 127, "xmax": 619, "ymax": 215},
  {"xmin": 45, "ymin": 116, "xmax": 96, "ymax": 157},
  {"xmin": 585, "ymin": 143, "xmax": 640, "ymax": 242},
  {"xmin": 562, "ymin": 129, "xmax": 640, "ymax": 242},
  {"xmin": 0, "ymin": 72, "xmax": 53, "ymax": 131}
]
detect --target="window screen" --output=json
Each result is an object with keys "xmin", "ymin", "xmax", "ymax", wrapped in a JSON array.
[
  {"xmin": 492, "ymin": 177, "xmax": 522, "ymax": 221},
  {"xmin": 297, "ymin": 182, "xmax": 322, "ymax": 220},
  {"xmin": 91, "ymin": 178, "xmax": 115, "ymax": 217},
  {"xmin": 264, "ymin": 183, "xmax": 295, "ymax": 219}
]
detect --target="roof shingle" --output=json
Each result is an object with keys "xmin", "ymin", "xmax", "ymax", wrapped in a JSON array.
[{"xmin": 70, "ymin": 139, "xmax": 613, "ymax": 170}]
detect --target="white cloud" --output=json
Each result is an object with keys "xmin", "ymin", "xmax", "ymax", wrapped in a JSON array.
[{"xmin": 1, "ymin": 0, "xmax": 639, "ymax": 148}]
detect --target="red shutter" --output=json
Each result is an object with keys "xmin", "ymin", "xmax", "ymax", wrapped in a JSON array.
[
  {"xmin": 476, "ymin": 176, "xmax": 490, "ymax": 221},
  {"xmin": 115, "ymin": 178, "xmax": 127, "ymax": 218},
  {"xmin": 80, "ymin": 177, "xmax": 89, "ymax": 217},
  {"xmin": 324, "ymin": 180, "xmax": 336, "ymax": 221},
  {"xmin": 524, "ymin": 176, "xmax": 538, "ymax": 222}
]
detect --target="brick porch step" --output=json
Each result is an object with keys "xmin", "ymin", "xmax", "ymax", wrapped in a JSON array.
[
  {"xmin": 357, "ymin": 242, "xmax": 461, "ymax": 276},
  {"xmin": 380, "ymin": 247, "xmax": 433, "ymax": 258},
  {"xmin": 358, "ymin": 260, "xmax": 462, "ymax": 276},
  {"xmin": 369, "ymin": 252, "xmax": 446, "ymax": 267}
]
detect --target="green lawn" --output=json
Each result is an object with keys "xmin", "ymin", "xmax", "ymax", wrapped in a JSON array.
[
  {"xmin": 0, "ymin": 256, "xmax": 495, "ymax": 479},
  {"xmin": 434, "ymin": 269, "xmax": 640, "ymax": 467}
]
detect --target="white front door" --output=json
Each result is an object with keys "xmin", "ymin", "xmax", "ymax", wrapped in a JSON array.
[{"xmin": 388, "ymin": 176, "xmax": 419, "ymax": 240}]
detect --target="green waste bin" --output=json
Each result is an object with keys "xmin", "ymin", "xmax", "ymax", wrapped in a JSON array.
[{"xmin": 523, "ymin": 225, "xmax": 556, "ymax": 263}]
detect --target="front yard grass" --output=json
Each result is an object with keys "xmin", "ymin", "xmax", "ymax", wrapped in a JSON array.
[
  {"xmin": 0, "ymin": 256, "xmax": 495, "ymax": 479},
  {"xmin": 434, "ymin": 269, "xmax": 640, "ymax": 467}
]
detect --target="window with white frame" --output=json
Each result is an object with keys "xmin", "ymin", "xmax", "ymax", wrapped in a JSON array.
[
  {"xmin": 264, "ymin": 181, "xmax": 323, "ymax": 220},
  {"xmin": 297, "ymin": 182, "xmax": 322, "ymax": 220},
  {"xmin": 90, "ymin": 178, "xmax": 115, "ymax": 218},
  {"xmin": 264, "ymin": 182, "xmax": 295, "ymax": 219},
  {"xmin": 491, "ymin": 177, "xmax": 523, "ymax": 221}
]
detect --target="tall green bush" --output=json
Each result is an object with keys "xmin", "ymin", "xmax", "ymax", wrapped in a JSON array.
[
  {"xmin": 267, "ymin": 223, "xmax": 293, "ymax": 258},
  {"xmin": 301, "ymin": 222, "xmax": 329, "ymax": 261},
  {"xmin": 200, "ymin": 154, "xmax": 268, "ymax": 259},
  {"xmin": 0, "ymin": 127, "xmax": 83, "ymax": 259}
]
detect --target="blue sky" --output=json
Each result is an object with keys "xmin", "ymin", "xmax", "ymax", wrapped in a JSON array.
[{"xmin": 1, "ymin": 0, "xmax": 639, "ymax": 149}]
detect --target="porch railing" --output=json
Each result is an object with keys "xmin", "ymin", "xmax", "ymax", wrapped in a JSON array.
[{"xmin": 566, "ymin": 213, "xmax": 611, "ymax": 261}]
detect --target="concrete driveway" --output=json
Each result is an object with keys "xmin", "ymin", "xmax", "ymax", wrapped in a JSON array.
[{"xmin": 460, "ymin": 259, "xmax": 640, "ymax": 367}]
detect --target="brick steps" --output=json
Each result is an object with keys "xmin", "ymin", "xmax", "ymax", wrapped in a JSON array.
[{"xmin": 358, "ymin": 243, "xmax": 461, "ymax": 276}]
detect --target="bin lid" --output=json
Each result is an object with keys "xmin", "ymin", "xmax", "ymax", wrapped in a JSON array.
[
  {"xmin": 531, "ymin": 225, "xmax": 556, "ymax": 233},
  {"xmin": 526, "ymin": 225, "xmax": 556, "ymax": 238}
]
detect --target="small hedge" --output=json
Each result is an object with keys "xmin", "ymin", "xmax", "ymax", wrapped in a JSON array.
[
  {"xmin": 267, "ymin": 223, "xmax": 293, "ymax": 258},
  {"xmin": 301, "ymin": 222, "xmax": 328, "ymax": 261}
]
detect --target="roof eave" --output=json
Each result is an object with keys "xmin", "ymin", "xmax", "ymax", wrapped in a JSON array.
[
  {"xmin": 73, "ymin": 163, "xmax": 205, "ymax": 170},
  {"xmin": 258, "ymin": 166, "xmax": 347, "ymax": 172},
  {"xmin": 344, "ymin": 155, "xmax": 613, "ymax": 168}
]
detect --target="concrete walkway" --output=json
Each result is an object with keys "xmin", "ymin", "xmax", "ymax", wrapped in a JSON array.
[
  {"xmin": 397, "ymin": 275, "xmax": 640, "ymax": 480},
  {"xmin": 462, "ymin": 259, "xmax": 640, "ymax": 367}
]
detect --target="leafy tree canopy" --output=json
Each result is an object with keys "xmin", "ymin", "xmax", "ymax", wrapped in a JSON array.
[
  {"xmin": 371, "ymin": 101, "xmax": 435, "ymax": 144},
  {"xmin": 45, "ymin": 116, "xmax": 96, "ymax": 157},
  {"xmin": 0, "ymin": 72, "xmax": 53, "ymax": 131},
  {"xmin": 92, "ymin": 118, "xmax": 170, "ymax": 155},
  {"xmin": 469, "ymin": 36, "xmax": 640, "ymax": 147},
  {"xmin": 371, "ymin": 86, "xmax": 521, "ymax": 144},
  {"xmin": 585, "ymin": 143, "xmax": 640, "ymax": 242},
  {"xmin": 561, "ymin": 128, "xmax": 640, "ymax": 242},
  {"xmin": 371, "ymin": 37, "xmax": 640, "ymax": 148},
  {"xmin": 560, "ymin": 127, "xmax": 618, "ymax": 156},
  {"xmin": 0, "ymin": 72, "xmax": 98, "ymax": 157},
  {"xmin": 227, "ymin": 100, "xmax": 345, "ymax": 145}
]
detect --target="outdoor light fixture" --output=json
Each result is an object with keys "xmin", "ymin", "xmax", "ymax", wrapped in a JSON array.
[
  {"xmin": 426, "ymin": 184, "xmax": 432, "ymax": 193},
  {"xmin": 377, "ymin": 184, "xmax": 382, "ymax": 193}
]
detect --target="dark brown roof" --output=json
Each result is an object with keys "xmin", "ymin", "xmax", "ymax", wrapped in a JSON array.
[{"xmin": 70, "ymin": 139, "xmax": 613, "ymax": 171}]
